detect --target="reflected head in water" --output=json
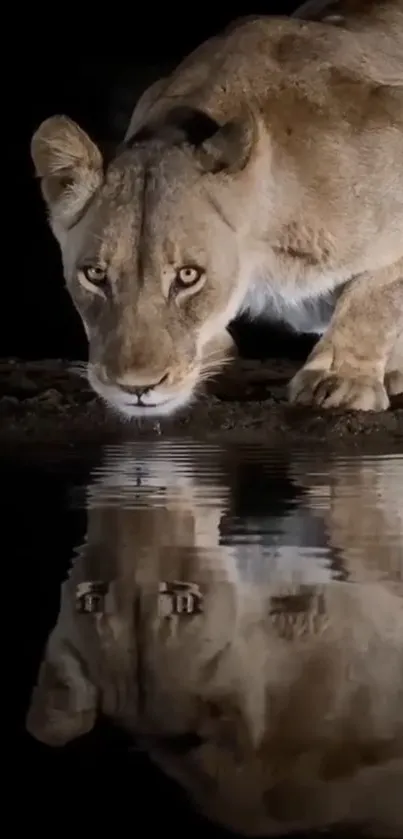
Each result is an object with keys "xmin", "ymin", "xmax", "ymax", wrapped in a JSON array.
[{"xmin": 27, "ymin": 442, "xmax": 403, "ymax": 836}]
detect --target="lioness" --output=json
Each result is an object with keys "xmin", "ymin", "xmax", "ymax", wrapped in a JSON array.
[
  {"xmin": 27, "ymin": 441, "xmax": 403, "ymax": 836},
  {"xmin": 31, "ymin": 0, "xmax": 403, "ymax": 418}
]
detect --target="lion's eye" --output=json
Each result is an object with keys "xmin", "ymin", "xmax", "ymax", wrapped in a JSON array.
[
  {"xmin": 78, "ymin": 265, "xmax": 109, "ymax": 297},
  {"xmin": 82, "ymin": 265, "xmax": 108, "ymax": 286},
  {"xmin": 175, "ymin": 266, "xmax": 204, "ymax": 288}
]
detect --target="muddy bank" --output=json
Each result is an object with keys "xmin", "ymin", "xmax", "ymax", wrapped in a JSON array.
[{"xmin": 1, "ymin": 357, "xmax": 402, "ymax": 454}]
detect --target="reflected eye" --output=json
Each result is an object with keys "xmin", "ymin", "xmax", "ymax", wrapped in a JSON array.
[{"xmin": 175, "ymin": 266, "xmax": 204, "ymax": 289}]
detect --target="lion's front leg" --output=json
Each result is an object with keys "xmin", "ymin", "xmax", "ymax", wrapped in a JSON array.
[{"xmin": 289, "ymin": 262, "xmax": 403, "ymax": 412}]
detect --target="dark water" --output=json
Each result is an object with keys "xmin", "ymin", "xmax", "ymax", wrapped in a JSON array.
[{"xmin": 13, "ymin": 440, "xmax": 403, "ymax": 835}]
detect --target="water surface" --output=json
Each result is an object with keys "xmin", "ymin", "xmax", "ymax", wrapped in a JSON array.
[{"xmin": 15, "ymin": 440, "xmax": 403, "ymax": 836}]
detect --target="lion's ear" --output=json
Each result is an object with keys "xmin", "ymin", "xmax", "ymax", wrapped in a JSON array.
[
  {"xmin": 26, "ymin": 637, "xmax": 97, "ymax": 747},
  {"xmin": 31, "ymin": 115, "xmax": 103, "ymax": 229},
  {"xmin": 195, "ymin": 112, "xmax": 256, "ymax": 174},
  {"xmin": 130, "ymin": 105, "xmax": 258, "ymax": 176},
  {"xmin": 169, "ymin": 106, "xmax": 257, "ymax": 174}
]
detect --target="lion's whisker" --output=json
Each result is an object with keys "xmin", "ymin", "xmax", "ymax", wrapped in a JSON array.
[{"xmin": 69, "ymin": 361, "xmax": 89, "ymax": 379}]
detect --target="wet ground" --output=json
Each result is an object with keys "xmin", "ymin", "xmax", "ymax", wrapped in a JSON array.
[{"xmin": 1, "ymin": 356, "xmax": 403, "ymax": 451}]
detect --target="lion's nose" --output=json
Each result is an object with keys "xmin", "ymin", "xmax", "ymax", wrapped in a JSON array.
[{"xmin": 116, "ymin": 371, "xmax": 169, "ymax": 398}]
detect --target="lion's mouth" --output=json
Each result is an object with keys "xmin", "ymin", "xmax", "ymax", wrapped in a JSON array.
[
  {"xmin": 123, "ymin": 398, "xmax": 159, "ymax": 409},
  {"xmin": 87, "ymin": 365, "xmax": 197, "ymax": 418},
  {"xmin": 107, "ymin": 386, "xmax": 195, "ymax": 419},
  {"xmin": 116, "ymin": 392, "xmax": 192, "ymax": 418}
]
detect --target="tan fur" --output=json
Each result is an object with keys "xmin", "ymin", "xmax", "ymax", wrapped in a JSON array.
[
  {"xmin": 31, "ymin": 0, "xmax": 403, "ymax": 418},
  {"xmin": 26, "ymin": 442, "xmax": 403, "ymax": 836},
  {"xmin": 290, "ymin": 451, "xmax": 403, "ymax": 587}
]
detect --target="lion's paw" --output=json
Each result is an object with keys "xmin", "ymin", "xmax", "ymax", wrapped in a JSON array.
[{"xmin": 289, "ymin": 369, "xmax": 390, "ymax": 412}]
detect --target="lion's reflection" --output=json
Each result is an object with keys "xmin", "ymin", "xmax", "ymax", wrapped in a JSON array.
[{"xmin": 27, "ymin": 442, "xmax": 403, "ymax": 837}]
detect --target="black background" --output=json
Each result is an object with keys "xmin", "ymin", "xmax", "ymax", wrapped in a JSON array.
[{"xmin": 6, "ymin": 4, "xmax": 307, "ymax": 363}]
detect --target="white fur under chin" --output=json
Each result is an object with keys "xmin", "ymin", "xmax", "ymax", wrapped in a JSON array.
[
  {"xmin": 87, "ymin": 368, "xmax": 196, "ymax": 419},
  {"xmin": 109, "ymin": 390, "xmax": 195, "ymax": 420},
  {"xmin": 240, "ymin": 281, "xmax": 337, "ymax": 335}
]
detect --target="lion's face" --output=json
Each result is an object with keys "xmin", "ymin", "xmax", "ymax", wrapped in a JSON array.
[{"xmin": 31, "ymin": 111, "xmax": 255, "ymax": 417}]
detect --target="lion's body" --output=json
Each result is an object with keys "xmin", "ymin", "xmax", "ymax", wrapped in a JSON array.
[
  {"xmin": 32, "ymin": 0, "xmax": 403, "ymax": 416},
  {"xmin": 126, "ymin": 1, "xmax": 403, "ymax": 334}
]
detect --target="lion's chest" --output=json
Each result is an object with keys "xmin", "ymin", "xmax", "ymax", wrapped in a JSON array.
[
  {"xmin": 238, "ymin": 219, "xmax": 346, "ymax": 334},
  {"xmin": 240, "ymin": 276, "xmax": 340, "ymax": 335}
]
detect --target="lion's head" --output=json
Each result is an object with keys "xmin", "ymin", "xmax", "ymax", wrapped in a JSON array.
[{"xmin": 31, "ymin": 108, "xmax": 260, "ymax": 417}]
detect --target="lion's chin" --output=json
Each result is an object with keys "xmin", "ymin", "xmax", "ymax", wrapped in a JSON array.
[
  {"xmin": 86, "ymin": 365, "xmax": 199, "ymax": 420},
  {"xmin": 107, "ymin": 390, "xmax": 195, "ymax": 420},
  {"xmin": 99, "ymin": 385, "xmax": 197, "ymax": 421}
]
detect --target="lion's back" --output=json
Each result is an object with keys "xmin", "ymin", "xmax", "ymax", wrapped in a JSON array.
[{"xmin": 127, "ymin": 10, "xmax": 403, "ymax": 141}]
